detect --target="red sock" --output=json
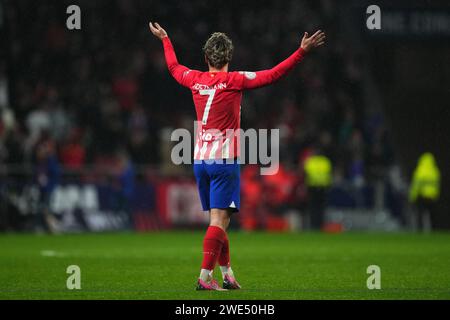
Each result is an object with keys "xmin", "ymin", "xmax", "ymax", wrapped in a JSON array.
[
  {"xmin": 218, "ymin": 233, "xmax": 230, "ymax": 267},
  {"xmin": 201, "ymin": 226, "xmax": 226, "ymax": 270}
]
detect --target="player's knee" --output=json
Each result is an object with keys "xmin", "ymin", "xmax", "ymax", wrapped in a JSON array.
[{"xmin": 210, "ymin": 209, "xmax": 230, "ymax": 229}]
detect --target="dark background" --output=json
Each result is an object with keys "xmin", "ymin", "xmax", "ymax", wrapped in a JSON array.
[{"xmin": 1, "ymin": 0, "xmax": 449, "ymax": 230}]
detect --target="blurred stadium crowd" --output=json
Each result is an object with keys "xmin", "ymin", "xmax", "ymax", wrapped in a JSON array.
[{"xmin": 1, "ymin": 1, "xmax": 408, "ymax": 231}]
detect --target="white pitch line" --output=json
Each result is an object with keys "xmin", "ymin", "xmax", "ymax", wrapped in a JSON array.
[{"xmin": 40, "ymin": 250, "xmax": 67, "ymax": 257}]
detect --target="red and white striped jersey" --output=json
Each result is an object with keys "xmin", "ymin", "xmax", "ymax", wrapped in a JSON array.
[{"xmin": 162, "ymin": 37, "xmax": 306, "ymax": 160}]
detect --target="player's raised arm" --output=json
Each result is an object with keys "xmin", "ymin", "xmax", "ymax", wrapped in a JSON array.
[
  {"xmin": 149, "ymin": 22, "xmax": 195, "ymax": 87},
  {"xmin": 239, "ymin": 30, "xmax": 326, "ymax": 90}
]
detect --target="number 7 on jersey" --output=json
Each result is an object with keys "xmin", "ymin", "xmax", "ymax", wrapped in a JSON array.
[{"xmin": 200, "ymin": 89, "xmax": 216, "ymax": 125}]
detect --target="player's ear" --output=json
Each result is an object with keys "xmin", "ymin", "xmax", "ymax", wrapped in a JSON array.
[{"xmin": 204, "ymin": 55, "xmax": 209, "ymax": 67}]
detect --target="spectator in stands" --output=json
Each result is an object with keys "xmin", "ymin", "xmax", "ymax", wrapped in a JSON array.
[
  {"xmin": 33, "ymin": 135, "xmax": 60, "ymax": 233},
  {"xmin": 59, "ymin": 128, "xmax": 86, "ymax": 170},
  {"xmin": 116, "ymin": 150, "xmax": 136, "ymax": 228},
  {"xmin": 2, "ymin": 1, "xmax": 402, "ymax": 231}
]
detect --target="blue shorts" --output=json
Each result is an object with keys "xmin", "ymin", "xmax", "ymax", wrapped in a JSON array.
[{"xmin": 193, "ymin": 159, "xmax": 240, "ymax": 213}]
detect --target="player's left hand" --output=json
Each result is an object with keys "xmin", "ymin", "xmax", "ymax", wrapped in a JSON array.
[
  {"xmin": 300, "ymin": 30, "xmax": 326, "ymax": 52},
  {"xmin": 149, "ymin": 22, "xmax": 168, "ymax": 40}
]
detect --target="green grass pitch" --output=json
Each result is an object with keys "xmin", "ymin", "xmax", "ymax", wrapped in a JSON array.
[{"xmin": 0, "ymin": 231, "xmax": 449, "ymax": 299}]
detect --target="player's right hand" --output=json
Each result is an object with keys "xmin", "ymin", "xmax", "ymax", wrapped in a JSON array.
[
  {"xmin": 300, "ymin": 30, "xmax": 326, "ymax": 52},
  {"xmin": 149, "ymin": 22, "xmax": 168, "ymax": 40}
]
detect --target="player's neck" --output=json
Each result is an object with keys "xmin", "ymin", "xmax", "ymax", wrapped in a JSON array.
[{"xmin": 208, "ymin": 65, "xmax": 228, "ymax": 73}]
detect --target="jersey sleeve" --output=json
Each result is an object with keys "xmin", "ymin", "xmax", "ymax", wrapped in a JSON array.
[
  {"xmin": 233, "ymin": 48, "xmax": 307, "ymax": 90},
  {"xmin": 162, "ymin": 37, "xmax": 197, "ymax": 88}
]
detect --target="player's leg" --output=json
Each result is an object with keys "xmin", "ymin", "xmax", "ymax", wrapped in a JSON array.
[
  {"xmin": 199, "ymin": 208, "xmax": 242, "ymax": 290},
  {"xmin": 197, "ymin": 209, "xmax": 229, "ymax": 290},
  {"xmin": 194, "ymin": 160, "xmax": 228, "ymax": 290},
  {"xmin": 218, "ymin": 219, "xmax": 241, "ymax": 289},
  {"xmin": 209, "ymin": 159, "xmax": 241, "ymax": 289},
  {"xmin": 213, "ymin": 208, "xmax": 232, "ymax": 279},
  {"xmin": 195, "ymin": 159, "xmax": 241, "ymax": 290}
]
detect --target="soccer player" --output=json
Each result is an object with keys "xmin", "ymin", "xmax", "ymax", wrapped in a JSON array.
[{"xmin": 149, "ymin": 22, "xmax": 325, "ymax": 290}]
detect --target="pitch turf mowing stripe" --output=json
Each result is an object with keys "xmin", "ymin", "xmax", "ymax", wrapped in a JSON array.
[
  {"xmin": 0, "ymin": 288, "xmax": 449, "ymax": 293},
  {"xmin": 0, "ymin": 232, "xmax": 449, "ymax": 299}
]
